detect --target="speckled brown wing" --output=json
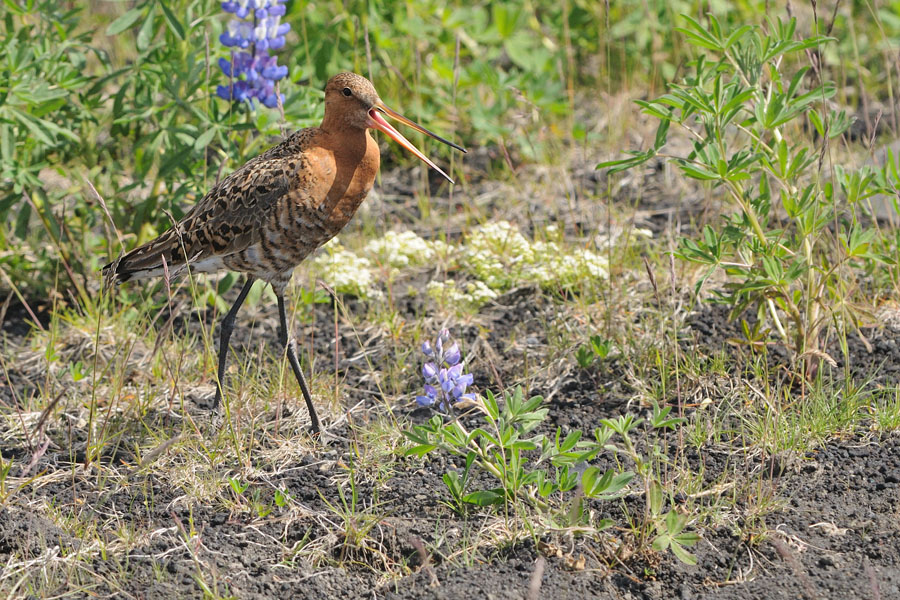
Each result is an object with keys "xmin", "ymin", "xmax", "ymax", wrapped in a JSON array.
[
  {"xmin": 104, "ymin": 164, "xmax": 287, "ymax": 282},
  {"xmin": 104, "ymin": 131, "xmax": 315, "ymax": 283}
]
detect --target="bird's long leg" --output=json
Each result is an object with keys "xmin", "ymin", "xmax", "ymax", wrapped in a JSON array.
[
  {"xmin": 276, "ymin": 293, "xmax": 321, "ymax": 434},
  {"xmin": 213, "ymin": 277, "xmax": 256, "ymax": 409}
]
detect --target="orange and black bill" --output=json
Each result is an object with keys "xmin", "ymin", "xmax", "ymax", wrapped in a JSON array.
[{"xmin": 367, "ymin": 104, "xmax": 466, "ymax": 184}]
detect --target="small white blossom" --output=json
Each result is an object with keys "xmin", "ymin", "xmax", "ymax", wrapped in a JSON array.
[
  {"xmin": 426, "ymin": 279, "xmax": 498, "ymax": 311},
  {"xmin": 465, "ymin": 280, "xmax": 500, "ymax": 304},
  {"xmin": 311, "ymin": 239, "xmax": 382, "ymax": 299},
  {"xmin": 364, "ymin": 230, "xmax": 448, "ymax": 269},
  {"xmin": 462, "ymin": 221, "xmax": 608, "ymax": 292},
  {"xmin": 463, "ymin": 221, "xmax": 534, "ymax": 289},
  {"xmin": 531, "ymin": 241, "xmax": 609, "ymax": 287}
]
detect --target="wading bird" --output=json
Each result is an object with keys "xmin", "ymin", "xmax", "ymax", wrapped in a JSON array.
[{"xmin": 104, "ymin": 72, "xmax": 465, "ymax": 434}]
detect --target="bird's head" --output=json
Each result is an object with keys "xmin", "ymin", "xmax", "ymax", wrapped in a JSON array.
[{"xmin": 323, "ymin": 72, "xmax": 466, "ymax": 183}]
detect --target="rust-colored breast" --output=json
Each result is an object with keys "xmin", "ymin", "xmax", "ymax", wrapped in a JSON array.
[
  {"xmin": 313, "ymin": 128, "xmax": 380, "ymax": 228},
  {"xmin": 228, "ymin": 127, "xmax": 381, "ymax": 283}
]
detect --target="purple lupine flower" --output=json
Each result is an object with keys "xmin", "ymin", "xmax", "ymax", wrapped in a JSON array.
[
  {"xmin": 216, "ymin": 0, "xmax": 289, "ymax": 109},
  {"xmin": 416, "ymin": 329, "xmax": 476, "ymax": 412}
]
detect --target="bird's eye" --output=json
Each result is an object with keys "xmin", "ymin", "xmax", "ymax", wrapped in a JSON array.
[{"xmin": 342, "ymin": 87, "xmax": 352, "ymax": 97}]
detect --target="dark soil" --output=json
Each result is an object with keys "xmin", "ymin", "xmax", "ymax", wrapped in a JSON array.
[
  {"xmin": 1, "ymin": 423, "xmax": 897, "ymax": 599},
  {"xmin": 2, "ymin": 283, "xmax": 898, "ymax": 599},
  {"xmin": 2, "ymin": 168, "xmax": 899, "ymax": 599}
]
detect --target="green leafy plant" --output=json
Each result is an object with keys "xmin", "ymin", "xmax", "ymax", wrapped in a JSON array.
[
  {"xmin": 405, "ymin": 387, "xmax": 700, "ymax": 563},
  {"xmin": 651, "ymin": 509, "xmax": 701, "ymax": 565},
  {"xmin": 597, "ymin": 401, "xmax": 699, "ymax": 563},
  {"xmin": 576, "ymin": 334, "xmax": 613, "ymax": 368},
  {"xmin": 600, "ymin": 15, "xmax": 891, "ymax": 377},
  {"xmin": 405, "ymin": 387, "xmax": 634, "ymax": 513},
  {"xmin": 0, "ymin": 1, "xmax": 95, "ymax": 210},
  {"xmin": 319, "ymin": 469, "xmax": 386, "ymax": 563}
]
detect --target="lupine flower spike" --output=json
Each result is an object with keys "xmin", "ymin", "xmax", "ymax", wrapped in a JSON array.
[
  {"xmin": 416, "ymin": 329, "xmax": 475, "ymax": 412},
  {"xmin": 217, "ymin": 0, "xmax": 290, "ymax": 109}
]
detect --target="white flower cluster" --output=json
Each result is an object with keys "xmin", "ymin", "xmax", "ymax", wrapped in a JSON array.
[
  {"xmin": 463, "ymin": 221, "xmax": 535, "ymax": 288},
  {"xmin": 309, "ymin": 222, "xmax": 618, "ymax": 302},
  {"xmin": 311, "ymin": 238, "xmax": 381, "ymax": 299},
  {"xmin": 530, "ymin": 240, "xmax": 609, "ymax": 287},
  {"xmin": 463, "ymin": 221, "xmax": 609, "ymax": 291},
  {"xmin": 426, "ymin": 279, "xmax": 499, "ymax": 309},
  {"xmin": 363, "ymin": 230, "xmax": 448, "ymax": 269}
]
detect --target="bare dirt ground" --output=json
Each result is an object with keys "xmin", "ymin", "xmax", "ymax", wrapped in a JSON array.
[
  {"xmin": 1, "ymin": 158, "xmax": 899, "ymax": 599},
  {"xmin": 2, "ymin": 293, "xmax": 898, "ymax": 599}
]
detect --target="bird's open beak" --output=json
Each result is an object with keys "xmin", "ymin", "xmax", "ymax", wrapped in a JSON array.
[{"xmin": 367, "ymin": 104, "xmax": 466, "ymax": 184}]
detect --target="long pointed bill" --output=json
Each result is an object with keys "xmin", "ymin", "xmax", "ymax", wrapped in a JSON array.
[{"xmin": 367, "ymin": 104, "xmax": 466, "ymax": 184}]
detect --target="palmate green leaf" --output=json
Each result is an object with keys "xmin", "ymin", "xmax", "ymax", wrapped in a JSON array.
[
  {"xmin": 558, "ymin": 429, "xmax": 582, "ymax": 453},
  {"xmin": 469, "ymin": 428, "xmax": 500, "ymax": 449},
  {"xmin": 721, "ymin": 88, "xmax": 754, "ymax": 118},
  {"xmin": 464, "ymin": 489, "xmax": 505, "ymax": 506},
  {"xmin": 9, "ymin": 107, "xmax": 79, "ymax": 144},
  {"xmin": 723, "ymin": 25, "xmax": 753, "ymax": 49},
  {"xmin": 509, "ymin": 439, "xmax": 537, "ymax": 453},
  {"xmin": 520, "ymin": 393, "xmax": 545, "ymax": 414},
  {"xmin": 520, "ymin": 470, "xmax": 544, "ymax": 487},
  {"xmin": 2, "ymin": 0, "xmax": 26, "ymax": 15},
  {"xmin": 827, "ymin": 110, "xmax": 854, "ymax": 138},
  {"xmin": 0, "ymin": 124, "xmax": 12, "ymax": 162},
  {"xmin": 844, "ymin": 226, "xmax": 877, "ymax": 258},
  {"xmin": 443, "ymin": 422, "xmax": 467, "ymax": 446},
  {"xmin": 677, "ymin": 161, "xmax": 719, "ymax": 181},
  {"xmin": 762, "ymin": 252, "xmax": 788, "ymax": 280},
  {"xmin": 791, "ymin": 82, "xmax": 836, "ymax": 112},
  {"xmin": 674, "ymin": 531, "xmax": 701, "ymax": 547},
  {"xmin": 158, "ymin": 147, "xmax": 195, "ymax": 179},
  {"xmin": 442, "ymin": 472, "xmax": 463, "ymax": 496},
  {"xmin": 677, "ymin": 239, "xmax": 717, "ymax": 265},
  {"xmin": 784, "ymin": 257, "xmax": 806, "ymax": 283},
  {"xmin": 811, "ymin": 106, "xmax": 846, "ymax": 144},
  {"xmin": 158, "ymin": 0, "xmax": 185, "ymax": 40},
  {"xmin": 6, "ymin": 108, "xmax": 53, "ymax": 145},
  {"xmin": 596, "ymin": 518, "xmax": 615, "ymax": 531},
  {"xmin": 404, "ymin": 442, "xmax": 437, "ymax": 456},
  {"xmin": 651, "ymin": 534, "xmax": 670, "ymax": 552},
  {"xmin": 785, "ymin": 66, "xmax": 810, "ymax": 98},
  {"xmin": 137, "ymin": 3, "xmax": 157, "ymax": 51},
  {"xmin": 785, "ymin": 35, "xmax": 836, "ymax": 55},
  {"xmin": 653, "ymin": 94, "xmax": 686, "ymax": 111},
  {"xmin": 14, "ymin": 200, "xmax": 32, "ymax": 238},
  {"xmin": 634, "ymin": 99, "xmax": 673, "ymax": 121},
  {"xmin": 596, "ymin": 150, "xmax": 655, "ymax": 175},
  {"xmin": 653, "ymin": 118, "xmax": 670, "ymax": 150},
  {"xmin": 582, "ymin": 468, "xmax": 634, "ymax": 500},
  {"xmin": 665, "ymin": 509, "xmax": 689, "ymax": 535},
  {"xmin": 106, "ymin": 7, "xmax": 144, "ymax": 36},
  {"xmin": 672, "ymin": 87, "xmax": 714, "ymax": 114},
  {"xmin": 669, "ymin": 540, "xmax": 698, "ymax": 565},
  {"xmin": 808, "ymin": 107, "xmax": 826, "ymax": 137},
  {"xmin": 675, "ymin": 15, "xmax": 723, "ymax": 51},
  {"xmin": 193, "ymin": 127, "xmax": 216, "ymax": 152},
  {"xmin": 402, "ymin": 428, "xmax": 438, "ymax": 457},
  {"xmin": 491, "ymin": 3, "xmax": 520, "ymax": 39},
  {"xmin": 650, "ymin": 400, "xmax": 685, "ymax": 430},
  {"xmin": 580, "ymin": 467, "xmax": 607, "ymax": 497},
  {"xmin": 483, "ymin": 390, "xmax": 500, "ymax": 421},
  {"xmin": 13, "ymin": 84, "xmax": 70, "ymax": 105},
  {"xmin": 648, "ymin": 480, "xmax": 664, "ymax": 515},
  {"xmin": 498, "ymin": 423, "xmax": 516, "ymax": 446}
]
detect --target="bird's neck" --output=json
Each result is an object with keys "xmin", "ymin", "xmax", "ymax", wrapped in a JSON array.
[{"xmin": 318, "ymin": 123, "xmax": 370, "ymax": 158}]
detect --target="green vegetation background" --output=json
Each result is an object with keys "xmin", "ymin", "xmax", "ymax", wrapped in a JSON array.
[{"xmin": 1, "ymin": 0, "xmax": 898, "ymax": 298}]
